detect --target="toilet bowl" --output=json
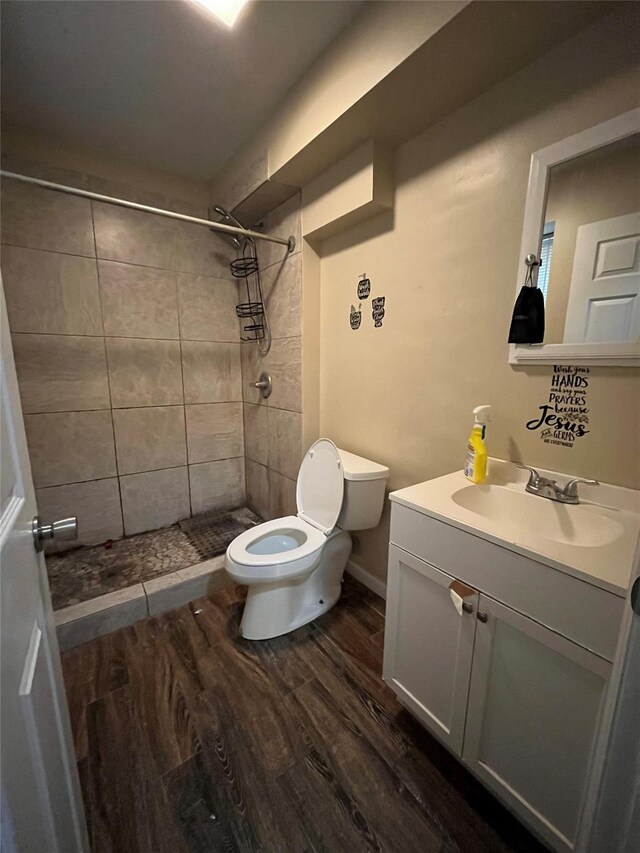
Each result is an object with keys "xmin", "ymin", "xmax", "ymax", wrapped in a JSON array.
[{"xmin": 226, "ymin": 439, "xmax": 388, "ymax": 640}]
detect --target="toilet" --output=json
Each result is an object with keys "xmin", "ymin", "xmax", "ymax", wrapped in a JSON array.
[{"xmin": 226, "ymin": 439, "xmax": 389, "ymax": 640}]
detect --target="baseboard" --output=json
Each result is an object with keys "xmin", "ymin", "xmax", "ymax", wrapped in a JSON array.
[{"xmin": 346, "ymin": 559, "xmax": 387, "ymax": 600}]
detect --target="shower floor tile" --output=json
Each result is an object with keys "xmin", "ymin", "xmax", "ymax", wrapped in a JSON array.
[{"xmin": 46, "ymin": 506, "xmax": 261, "ymax": 610}]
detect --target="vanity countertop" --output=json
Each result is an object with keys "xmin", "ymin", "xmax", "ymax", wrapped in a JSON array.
[{"xmin": 390, "ymin": 459, "xmax": 639, "ymax": 597}]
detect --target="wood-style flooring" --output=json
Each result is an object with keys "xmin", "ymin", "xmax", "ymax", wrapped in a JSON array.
[{"xmin": 62, "ymin": 577, "xmax": 547, "ymax": 853}]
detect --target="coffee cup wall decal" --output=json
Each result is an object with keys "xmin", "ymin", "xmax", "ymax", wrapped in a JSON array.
[
  {"xmin": 350, "ymin": 304, "xmax": 362, "ymax": 330},
  {"xmin": 357, "ymin": 275, "xmax": 371, "ymax": 300},
  {"xmin": 372, "ymin": 296, "xmax": 386, "ymax": 327}
]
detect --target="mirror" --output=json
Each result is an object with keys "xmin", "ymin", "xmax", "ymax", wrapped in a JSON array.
[
  {"xmin": 541, "ymin": 134, "xmax": 639, "ymax": 345},
  {"xmin": 509, "ymin": 109, "xmax": 640, "ymax": 366}
]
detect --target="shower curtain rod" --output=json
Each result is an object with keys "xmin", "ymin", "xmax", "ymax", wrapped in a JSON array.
[{"xmin": 0, "ymin": 171, "xmax": 296, "ymax": 253}]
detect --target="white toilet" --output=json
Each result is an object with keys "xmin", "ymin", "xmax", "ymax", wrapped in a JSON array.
[{"xmin": 226, "ymin": 439, "xmax": 389, "ymax": 640}]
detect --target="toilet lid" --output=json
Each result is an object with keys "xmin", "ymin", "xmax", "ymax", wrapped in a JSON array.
[{"xmin": 296, "ymin": 438, "xmax": 344, "ymax": 535}]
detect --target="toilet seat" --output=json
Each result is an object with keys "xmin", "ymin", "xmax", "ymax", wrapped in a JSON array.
[
  {"xmin": 226, "ymin": 516, "xmax": 326, "ymax": 584},
  {"xmin": 226, "ymin": 440, "xmax": 345, "ymax": 585},
  {"xmin": 296, "ymin": 438, "xmax": 344, "ymax": 534}
]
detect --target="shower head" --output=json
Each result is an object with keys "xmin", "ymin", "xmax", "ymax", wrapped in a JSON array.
[{"xmin": 210, "ymin": 205, "xmax": 250, "ymax": 248}]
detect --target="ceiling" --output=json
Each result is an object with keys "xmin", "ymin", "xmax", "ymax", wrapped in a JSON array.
[{"xmin": 1, "ymin": 0, "xmax": 363, "ymax": 181}]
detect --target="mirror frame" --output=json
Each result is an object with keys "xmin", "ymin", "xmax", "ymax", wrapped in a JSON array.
[{"xmin": 509, "ymin": 108, "xmax": 640, "ymax": 367}]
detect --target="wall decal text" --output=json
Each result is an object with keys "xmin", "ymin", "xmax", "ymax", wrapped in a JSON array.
[
  {"xmin": 358, "ymin": 275, "xmax": 371, "ymax": 300},
  {"xmin": 372, "ymin": 296, "xmax": 386, "ymax": 328},
  {"xmin": 525, "ymin": 366, "xmax": 591, "ymax": 448},
  {"xmin": 350, "ymin": 304, "xmax": 362, "ymax": 330}
]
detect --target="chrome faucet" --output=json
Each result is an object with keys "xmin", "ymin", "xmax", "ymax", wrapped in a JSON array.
[{"xmin": 517, "ymin": 465, "xmax": 599, "ymax": 505}]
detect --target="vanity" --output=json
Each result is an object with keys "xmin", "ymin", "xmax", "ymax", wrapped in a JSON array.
[{"xmin": 383, "ymin": 459, "xmax": 639, "ymax": 852}]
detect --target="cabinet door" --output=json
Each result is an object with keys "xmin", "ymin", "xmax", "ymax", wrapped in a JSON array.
[
  {"xmin": 383, "ymin": 544, "xmax": 479, "ymax": 754},
  {"xmin": 463, "ymin": 595, "xmax": 611, "ymax": 852}
]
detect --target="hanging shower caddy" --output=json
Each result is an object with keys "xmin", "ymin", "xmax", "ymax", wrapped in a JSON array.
[{"xmin": 231, "ymin": 250, "xmax": 266, "ymax": 343}]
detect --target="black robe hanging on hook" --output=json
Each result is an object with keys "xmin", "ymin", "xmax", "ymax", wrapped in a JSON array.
[{"xmin": 508, "ymin": 255, "xmax": 545, "ymax": 344}]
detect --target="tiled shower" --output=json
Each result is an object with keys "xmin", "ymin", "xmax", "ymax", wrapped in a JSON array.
[
  {"xmin": 0, "ymin": 161, "xmax": 304, "ymax": 623},
  {"xmin": 2, "ymin": 170, "xmax": 245, "ymax": 550}
]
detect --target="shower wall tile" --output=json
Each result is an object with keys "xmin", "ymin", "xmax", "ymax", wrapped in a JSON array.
[
  {"xmin": 268, "ymin": 469, "xmax": 297, "ymax": 519},
  {"xmin": 2, "ymin": 246, "xmax": 103, "ymax": 336},
  {"xmin": 3, "ymin": 163, "xmax": 249, "ymax": 547},
  {"xmin": 181, "ymin": 341, "xmax": 241, "ymax": 404},
  {"xmin": 240, "ymin": 342, "xmax": 266, "ymax": 406},
  {"xmin": 189, "ymin": 458, "xmax": 245, "ymax": 514},
  {"xmin": 98, "ymin": 261, "xmax": 179, "ymax": 339},
  {"xmin": 262, "ymin": 252, "xmax": 302, "ymax": 339},
  {"xmin": 256, "ymin": 192, "xmax": 301, "ymax": 271},
  {"xmin": 36, "ymin": 477, "xmax": 123, "ymax": 552},
  {"xmin": 0, "ymin": 157, "xmax": 93, "ymax": 192},
  {"xmin": 267, "ymin": 408, "xmax": 302, "ymax": 480},
  {"xmin": 245, "ymin": 459, "xmax": 270, "ymax": 519},
  {"xmin": 239, "ymin": 189, "xmax": 302, "ymax": 527},
  {"xmin": 185, "ymin": 402, "xmax": 243, "ymax": 464},
  {"xmin": 243, "ymin": 403, "xmax": 268, "ymax": 465},
  {"xmin": 12, "ymin": 333, "xmax": 110, "ymax": 413},
  {"xmin": 1, "ymin": 179, "xmax": 95, "ymax": 257},
  {"xmin": 177, "ymin": 273, "xmax": 239, "ymax": 342},
  {"xmin": 106, "ymin": 337, "xmax": 183, "ymax": 407},
  {"xmin": 240, "ymin": 340, "xmax": 301, "ymax": 412},
  {"xmin": 120, "ymin": 466, "xmax": 190, "ymax": 535},
  {"xmin": 113, "ymin": 406, "xmax": 187, "ymax": 475},
  {"xmin": 81, "ymin": 173, "xmax": 206, "ymax": 219},
  {"xmin": 93, "ymin": 203, "xmax": 231, "ymax": 276},
  {"xmin": 25, "ymin": 411, "xmax": 116, "ymax": 488},
  {"xmin": 213, "ymin": 147, "xmax": 269, "ymax": 215},
  {"xmin": 92, "ymin": 202, "xmax": 179, "ymax": 269},
  {"xmin": 266, "ymin": 337, "xmax": 302, "ymax": 412},
  {"xmin": 174, "ymin": 221, "xmax": 232, "ymax": 278}
]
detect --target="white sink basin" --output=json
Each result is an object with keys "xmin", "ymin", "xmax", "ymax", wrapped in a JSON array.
[
  {"xmin": 451, "ymin": 483, "xmax": 624, "ymax": 549},
  {"xmin": 390, "ymin": 459, "xmax": 640, "ymax": 595}
]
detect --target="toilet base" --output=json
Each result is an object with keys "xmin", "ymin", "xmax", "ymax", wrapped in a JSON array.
[{"xmin": 239, "ymin": 528, "xmax": 352, "ymax": 640}]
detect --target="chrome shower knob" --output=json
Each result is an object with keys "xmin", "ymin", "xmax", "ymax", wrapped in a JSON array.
[{"xmin": 252, "ymin": 372, "xmax": 272, "ymax": 399}]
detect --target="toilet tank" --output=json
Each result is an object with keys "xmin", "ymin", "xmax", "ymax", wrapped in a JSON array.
[{"xmin": 336, "ymin": 449, "xmax": 389, "ymax": 531}]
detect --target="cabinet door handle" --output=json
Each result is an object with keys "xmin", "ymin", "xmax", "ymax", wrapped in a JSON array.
[
  {"xmin": 477, "ymin": 611, "xmax": 488, "ymax": 623},
  {"xmin": 462, "ymin": 602, "xmax": 474, "ymax": 614}
]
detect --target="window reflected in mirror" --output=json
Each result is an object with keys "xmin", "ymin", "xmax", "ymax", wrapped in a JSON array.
[{"xmin": 541, "ymin": 133, "xmax": 639, "ymax": 345}]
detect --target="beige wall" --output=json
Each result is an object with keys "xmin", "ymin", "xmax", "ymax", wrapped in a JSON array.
[
  {"xmin": 315, "ymin": 10, "xmax": 640, "ymax": 582},
  {"xmin": 266, "ymin": 0, "xmax": 467, "ymax": 179},
  {"xmin": 209, "ymin": 0, "xmax": 467, "ymax": 210},
  {"xmin": 1, "ymin": 168, "xmax": 245, "ymax": 551},
  {"xmin": 544, "ymin": 134, "xmax": 640, "ymax": 343},
  {"xmin": 210, "ymin": 1, "xmax": 613, "ymax": 214}
]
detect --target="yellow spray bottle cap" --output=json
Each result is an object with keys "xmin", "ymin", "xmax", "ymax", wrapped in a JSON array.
[{"xmin": 473, "ymin": 405, "xmax": 492, "ymax": 425}]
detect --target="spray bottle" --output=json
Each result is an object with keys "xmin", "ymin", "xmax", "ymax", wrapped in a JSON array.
[{"xmin": 464, "ymin": 405, "xmax": 492, "ymax": 484}]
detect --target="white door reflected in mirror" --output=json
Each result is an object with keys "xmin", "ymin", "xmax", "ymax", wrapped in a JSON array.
[
  {"xmin": 542, "ymin": 133, "xmax": 640, "ymax": 345},
  {"xmin": 564, "ymin": 212, "xmax": 640, "ymax": 344}
]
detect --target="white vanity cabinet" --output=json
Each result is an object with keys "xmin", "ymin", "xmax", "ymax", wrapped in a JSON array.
[
  {"xmin": 384, "ymin": 501, "xmax": 620, "ymax": 853},
  {"xmin": 462, "ymin": 594, "xmax": 610, "ymax": 851},
  {"xmin": 383, "ymin": 545, "xmax": 478, "ymax": 753}
]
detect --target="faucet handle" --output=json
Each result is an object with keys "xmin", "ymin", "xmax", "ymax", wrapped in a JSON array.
[
  {"xmin": 562, "ymin": 478, "xmax": 600, "ymax": 498},
  {"xmin": 517, "ymin": 464, "xmax": 541, "ymax": 487}
]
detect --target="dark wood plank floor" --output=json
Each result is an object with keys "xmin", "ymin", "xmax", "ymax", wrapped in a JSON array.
[{"xmin": 62, "ymin": 577, "xmax": 548, "ymax": 853}]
